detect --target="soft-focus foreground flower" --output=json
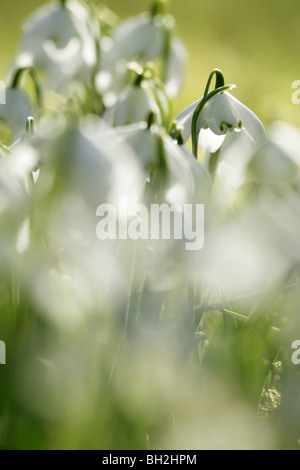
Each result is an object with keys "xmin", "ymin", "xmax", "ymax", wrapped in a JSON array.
[
  {"xmin": 2, "ymin": 0, "xmax": 300, "ymax": 452},
  {"xmin": 103, "ymin": 81, "xmax": 162, "ymax": 127},
  {"xmin": 18, "ymin": 116, "xmax": 145, "ymax": 327},
  {"xmin": 34, "ymin": 116, "xmax": 144, "ymax": 209},
  {"xmin": 174, "ymin": 77, "xmax": 266, "ymax": 154},
  {"xmin": 16, "ymin": 0, "xmax": 98, "ymax": 90},
  {"xmin": 110, "ymin": 121, "xmax": 210, "ymax": 290},
  {"xmin": 0, "ymin": 87, "xmax": 34, "ymax": 144},
  {"xmin": 103, "ymin": 64, "xmax": 171, "ymax": 128},
  {"xmin": 114, "ymin": 122, "xmax": 210, "ymax": 205},
  {"xmin": 110, "ymin": 11, "xmax": 186, "ymax": 98}
]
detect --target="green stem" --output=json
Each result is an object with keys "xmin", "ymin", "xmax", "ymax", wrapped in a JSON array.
[
  {"xmin": 162, "ymin": 22, "xmax": 172, "ymax": 84},
  {"xmin": 150, "ymin": 76, "xmax": 172, "ymax": 128},
  {"xmin": 207, "ymin": 148, "xmax": 220, "ymax": 180},
  {"xmin": 196, "ymin": 282, "xmax": 300, "ymax": 313},
  {"xmin": 203, "ymin": 69, "xmax": 225, "ymax": 97},
  {"xmin": 151, "ymin": 0, "xmax": 168, "ymax": 17},
  {"xmin": 223, "ymin": 309, "xmax": 281, "ymax": 335},
  {"xmin": 12, "ymin": 68, "xmax": 26, "ymax": 89}
]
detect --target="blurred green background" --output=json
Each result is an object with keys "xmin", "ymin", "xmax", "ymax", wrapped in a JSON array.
[
  {"xmin": 0, "ymin": 0, "xmax": 299, "ymax": 126},
  {"xmin": 0, "ymin": 0, "xmax": 300, "ymax": 450}
]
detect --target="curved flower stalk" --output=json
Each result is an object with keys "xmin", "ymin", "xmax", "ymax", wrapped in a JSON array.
[
  {"xmin": 96, "ymin": 0, "xmax": 186, "ymax": 106},
  {"xmin": 15, "ymin": 0, "xmax": 98, "ymax": 92},
  {"xmin": 173, "ymin": 69, "xmax": 266, "ymax": 158},
  {"xmin": 102, "ymin": 63, "xmax": 171, "ymax": 128}
]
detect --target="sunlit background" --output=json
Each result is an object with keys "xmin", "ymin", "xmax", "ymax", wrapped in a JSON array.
[
  {"xmin": 0, "ymin": 0, "xmax": 299, "ymax": 125},
  {"xmin": 0, "ymin": 0, "xmax": 300, "ymax": 451}
]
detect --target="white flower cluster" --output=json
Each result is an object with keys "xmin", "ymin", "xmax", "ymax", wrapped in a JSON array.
[
  {"xmin": 1, "ymin": 0, "xmax": 300, "ymax": 450},
  {"xmin": 0, "ymin": 0, "xmax": 299, "ymax": 309}
]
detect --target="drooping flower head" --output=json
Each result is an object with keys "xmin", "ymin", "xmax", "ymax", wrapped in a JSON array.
[
  {"xmin": 102, "ymin": 62, "xmax": 171, "ymax": 129},
  {"xmin": 96, "ymin": 0, "xmax": 187, "ymax": 107},
  {"xmin": 173, "ymin": 69, "xmax": 266, "ymax": 157},
  {"xmin": 15, "ymin": 0, "xmax": 98, "ymax": 91}
]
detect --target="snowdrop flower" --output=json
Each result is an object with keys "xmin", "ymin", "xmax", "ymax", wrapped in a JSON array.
[
  {"xmin": 112, "ymin": 13, "xmax": 165, "ymax": 62},
  {"xmin": 35, "ymin": 116, "xmax": 144, "ymax": 209},
  {"xmin": 102, "ymin": 64, "xmax": 171, "ymax": 128},
  {"xmin": 110, "ymin": 122, "xmax": 210, "ymax": 284},
  {"xmin": 16, "ymin": 0, "xmax": 98, "ymax": 90},
  {"xmin": 97, "ymin": 2, "xmax": 186, "ymax": 103},
  {"xmin": 174, "ymin": 80, "xmax": 266, "ymax": 155},
  {"xmin": 103, "ymin": 79, "xmax": 162, "ymax": 128},
  {"xmin": 114, "ymin": 122, "xmax": 210, "ymax": 204}
]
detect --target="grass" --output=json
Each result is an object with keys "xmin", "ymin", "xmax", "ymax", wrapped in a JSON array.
[{"xmin": 0, "ymin": 0, "xmax": 300, "ymax": 451}]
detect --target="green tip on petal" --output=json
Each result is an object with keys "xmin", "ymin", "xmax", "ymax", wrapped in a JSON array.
[{"xmin": 169, "ymin": 122, "xmax": 184, "ymax": 145}]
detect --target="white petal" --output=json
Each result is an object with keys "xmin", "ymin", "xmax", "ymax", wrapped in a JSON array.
[
  {"xmin": 164, "ymin": 38, "xmax": 187, "ymax": 99},
  {"xmin": 269, "ymin": 121, "xmax": 300, "ymax": 166},
  {"xmin": 174, "ymin": 97, "xmax": 202, "ymax": 143},
  {"xmin": 103, "ymin": 82, "xmax": 161, "ymax": 127},
  {"xmin": 198, "ymin": 128, "xmax": 226, "ymax": 153},
  {"xmin": 113, "ymin": 13, "xmax": 164, "ymax": 61},
  {"xmin": 67, "ymin": 0, "xmax": 97, "ymax": 67},
  {"xmin": 163, "ymin": 136, "xmax": 197, "ymax": 204},
  {"xmin": 176, "ymin": 145, "xmax": 211, "ymax": 201},
  {"xmin": 19, "ymin": 1, "xmax": 97, "ymax": 86},
  {"xmin": 43, "ymin": 37, "xmax": 81, "ymax": 64},
  {"xmin": 226, "ymin": 93, "xmax": 266, "ymax": 144},
  {"xmin": 95, "ymin": 71, "xmax": 113, "ymax": 94},
  {"xmin": 22, "ymin": 5, "xmax": 78, "ymax": 53},
  {"xmin": 201, "ymin": 92, "xmax": 240, "ymax": 136},
  {"xmin": 16, "ymin": 219, "xmax": 30, "ymax": 254},
  {"xmin": 0, "ymin": 89, "xmax": 34, "ymax": 142},
  {"xmin": 119, "ymin": 126, "xmax": 157, "ymax": 167}
]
